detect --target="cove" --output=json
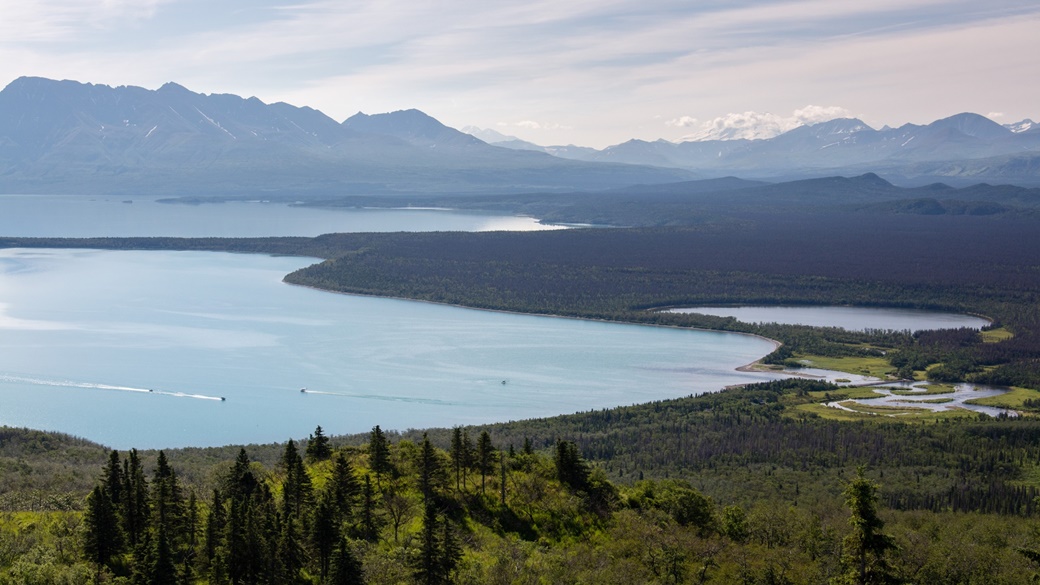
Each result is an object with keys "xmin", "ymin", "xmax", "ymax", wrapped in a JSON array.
[
  {"xmin": 0, "ymin": 249, "xmax": 783, "ymax": 449},
  {"xmin": 667, "ymin": 306, "xmax": 990, "ymax": 332}
]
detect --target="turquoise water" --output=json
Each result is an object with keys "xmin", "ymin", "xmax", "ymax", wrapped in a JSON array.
[
  {"xmin": 0, "ymin": 249, "xmax": 782, "ymax": 448},
  {"xmin": 667, "ymin": 306, "xmax": 990, "ymax": 332}
]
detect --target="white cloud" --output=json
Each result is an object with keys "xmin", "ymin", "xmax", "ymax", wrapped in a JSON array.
[
  {"xmin": 679, "ymin": 105, "xmax": 852, "ymax": 141},
  {"xmin": 666, "ymin": 116, "xmax": 698, "ymax": 128},
  {"xmin": 987, "ymin": 111, "xmax": 1005, "ymax": 119},
  {"xmin": 792, "ymin": 105, "xmax": 851, "ymax": 125}
]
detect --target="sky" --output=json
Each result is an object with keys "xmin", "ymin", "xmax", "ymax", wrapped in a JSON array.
[{"xmin": 0, "ymin": 0, "xmax": 1037, "ymax": 148}]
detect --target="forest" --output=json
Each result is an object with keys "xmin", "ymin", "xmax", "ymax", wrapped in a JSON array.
[{"xmin": 5, "ymin": 404, "xmax": 1040, "ymax": 584}]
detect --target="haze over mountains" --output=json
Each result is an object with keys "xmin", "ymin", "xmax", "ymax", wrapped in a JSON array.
[
  {"xmin": 1, "ymin": 77, "xmax": 1039, "ymax": 199},
  {"xmin": 0, "ymin": 77, "xmax": 693, "ymax": 197},
  {"xmin": 468, "ymin": 114, "xmax": 1040, "ymax": 187}
]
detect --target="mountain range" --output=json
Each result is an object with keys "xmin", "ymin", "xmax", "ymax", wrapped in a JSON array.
[
  {"xmin": 1, "ymin": 77, "xmax": 1039, "ymax": 198},
  {"xmin": 468, "ymin": 115, "xmax": 1040, "ymax": 186},
  {"xmin": 0, "ymin": 77, "xmax": 694, "ymax": 197}
]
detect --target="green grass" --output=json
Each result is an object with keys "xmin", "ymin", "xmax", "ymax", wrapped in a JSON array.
[
  {"xmin": 965, "ymin": 386, "xmax": 1040, "ymax": 410},
  {"xmin": 981, "ymin": 327, "xmax": 1014, "ymax": 343},
  {"xmin": 795, "ymin": 354, "xmax": 896, "ymax": 378},
  {"xmin": 899, "ymin": 397, "xmax": 954, "ymax": 404},
  {"xmin": 807, "ymin": 387, "xmax": 887, "ymax": 401}
]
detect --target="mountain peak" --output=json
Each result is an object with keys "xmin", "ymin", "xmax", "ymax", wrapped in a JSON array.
[
  {"xmin": 343, "ymin": 108, "xmax": 485, "ymax": 149},
  {"xmin": 157, "ymin": 81, "xmax": 191, "ymax": 94},
  {"xmin": 929, "ymin": 112, "xmax": 1010, "ymax": 140}
]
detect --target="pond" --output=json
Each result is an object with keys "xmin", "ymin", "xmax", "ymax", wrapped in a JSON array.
[{"xmin": 667, "ymin": 305, "xmax": 990, "ymax": 332}]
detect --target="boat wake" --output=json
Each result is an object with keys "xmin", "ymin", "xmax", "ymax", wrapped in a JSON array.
[{"xmin": 0, "ymin": 374, "xmax": 224, "ymax": 401}]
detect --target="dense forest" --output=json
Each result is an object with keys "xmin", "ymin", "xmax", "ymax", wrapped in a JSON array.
[{"xmin": 5, "ymin": 405, "xmax": 1040, "ymax": 584}]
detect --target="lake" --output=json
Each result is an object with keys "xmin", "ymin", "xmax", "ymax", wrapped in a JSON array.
[
  {"xmin": 0, "ymin": 194, "xmax": 556, "ymax": 237},
  {"xmin": 667, "ymin": 306, "xmax": 990, "ymax": 332},
  {"xmin": 0, "ymin": 248, "xmax": 783, "ymax": 448}
]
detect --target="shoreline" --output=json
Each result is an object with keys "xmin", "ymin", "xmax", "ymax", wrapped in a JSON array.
[{"xmin": 283, "ymin": 279, "xmax": 785, "ymax": 373}]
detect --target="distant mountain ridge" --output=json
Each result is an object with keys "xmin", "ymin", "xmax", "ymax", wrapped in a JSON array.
[
  {"xmin": 0, "ymin": 77, "xmax": 694, "ymax": 196},
  {"xmin": 467, "ymin": 113, "xmax": 1040, "ymax": 186}
]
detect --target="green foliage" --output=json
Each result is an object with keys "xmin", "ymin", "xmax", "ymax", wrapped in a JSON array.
[{"xmin": 836, "ymin": 468, "xmax": 897, "ymax": 585}]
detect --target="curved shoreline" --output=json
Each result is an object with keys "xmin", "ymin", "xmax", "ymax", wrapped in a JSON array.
[{"xmin": 283, "ymin": 279, "xmax": 784, "ymax": 372}]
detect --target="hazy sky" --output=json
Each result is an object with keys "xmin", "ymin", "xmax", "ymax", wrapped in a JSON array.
[{"xmin": 1, "ymin": 0, "xmax": 1037, "ymax": 148}]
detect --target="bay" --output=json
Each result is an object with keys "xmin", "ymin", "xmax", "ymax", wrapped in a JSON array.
[{"xmin": 0, "ymin": 248, "xmax": 781, "ymax": 448}]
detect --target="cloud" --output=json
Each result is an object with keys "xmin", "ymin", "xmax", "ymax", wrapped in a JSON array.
[
  {"xmin": 987, "ymin": 111, "xmax": 1005, "ymax": 119},
  {"xmin": 666, "ymin": 116, "xmax": 698, "ymax": 128},
  {"xmin": 679, "ymin": 105, "xmax": 852, "ymax": 141}
]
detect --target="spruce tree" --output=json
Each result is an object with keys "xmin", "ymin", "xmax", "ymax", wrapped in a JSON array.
[
  {"xmin": 414, "ymin": 502, "xmax": 442, "ymax": 585},
  {"xmin": 450, "ymin": 426, "xmax": 464, "ymax": 492},
  {"xmin": 312, "ymin": 495, "xmax": 339, "ymax": 581},
  {"xmin": 102, "ymin": 449, "xmax": 123, "ymax": 509},
  {"xmin": 838, "ymin": 467, "xmax": 897, "ymax": 585},
  {"xmin": 476, "ymin": 431, "xmax": 494, "ymax": 496},
  {"xmin": 83, "ymin": 485, "xmax": 122, "ymax": 582},
  {"xmin": 122, "ymin": 449, "xmax": 149, "ymax": 548},
  {"xmin": 306, "ymin": 425, "xmax": 333, "ymax": 461},
  {"xmin": 328, "ymin": 452, "xmax": 361, "ymax": 522},
  {"xmin": 330, "ymin": 537, "xmax": 365, "ymax": 585},
  {"xmin": 417, "ymin": 433, "xmax": 445, "ymax": 506},
  {"xmin": 359, "ymin": 475, "xmax": 377, "ymax": 542},
  {"xmin": 280, "ymin": 439, "xmax": 313, "ymax": 520},
  {"xmin": 368, "ymin": 425, "xmax": 392, "ymax": 486}
]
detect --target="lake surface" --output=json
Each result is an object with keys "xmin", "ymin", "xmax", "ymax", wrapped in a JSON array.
[
  {"xmin": 0, "ymin": 194, "xmax": 556, "ymax": 237},
  {"xmin": 667, "ymin": 306, "xmax": 990, "ymax": 332},
  {"xmin": 0, "ymin": 248, "xmax": 782, "ymax": 448}
]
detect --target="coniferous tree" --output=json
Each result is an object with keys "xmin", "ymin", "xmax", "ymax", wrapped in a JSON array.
[
  {"xmin": 148, "ymin": 523, "xmax": 178, "ymax": 585},
  {"xmin": 102, "ymin": 449, "xmax": 123, "ymax": 509},
  {"xmin": 460, "ymin": 430, "xmax": 474, "ymax": 491},
  {"xmin": 328, "ymin": 452, "xmax": 361, "ymax": 523},
  {"xmin": 151, "ymin": 451, "xmax": 186, "ymax": 550},
  {"xmin": 838, "ymin": 467, "xmax": 897, "ymax": 585},
  {"xmin": 359, "ymin": 475, "xmax": 377, "ymax": 542},
  {"xmin": 204, "ymin": 489, "xmax": 226, "ymax": 573},
  {"xmin": 418, "ymin": 433, "xmax": 446, "ymax": 506},
  {"xmin": 450, "ymin": 426, "xmax": 464, "ymax": 492},
  {"xmin": 330, "ymin": 537, "xmax": 365, "ymax": 585},
  {"xmin": 415, "ymin": 502, "xmax": 442, "ymax": 585},
  {"xmin": 500, "ymin": 451, "xmax": 507, "ymax": 506},
  {"xmin": 83, "ymin": 485, "xmax": 122, "ymax": 582},
  {"xmin": 182, "ymin": 490, "xmax": 199, "ymax": 584},
  {"xmin": 440, "ymin": 518, "xmax": 462, "ymax": 583},
  {"xmin": 369, "ymin": 425, "xmax": 392, "ymax": 486},
  {"xmin": 280, "ymin": 439, "xmax": 313, "ymax": 521},
  {"xmin": 476, "ymin": 431, "xmax": 494, "ymax": 496},
  {"xmin": 275, "ymin": 513, "xmax": 306, "ymax": 585},
  {"xmin": 306, "ymin": 425, "xmax": 333, "ymax": 462},
  {"xmin": 312, "ymin": 494, "xmax": 339, "ymax": 581},
  {"xmin": 554, "ymin": 440, "xmax": 590, "ymax": 492},
  {"xmin": 122, "ymin": 449, "xmax": 150, "ymax": 548}
]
